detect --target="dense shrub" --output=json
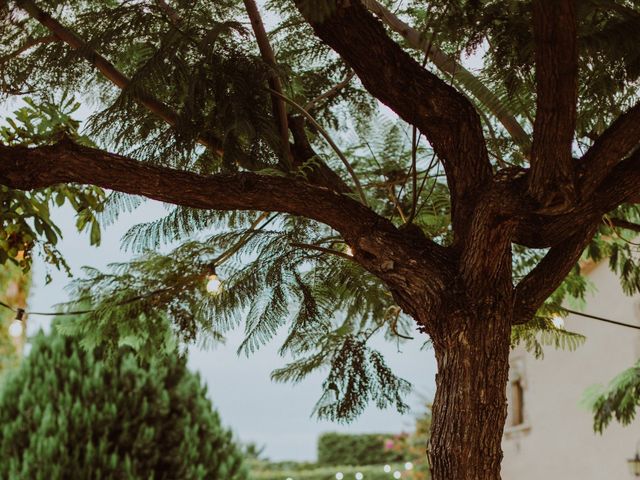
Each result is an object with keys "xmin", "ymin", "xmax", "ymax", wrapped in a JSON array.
[
  {"xmin": 317, "ymin": 432, "xmax": 407, "ymax": 466},
  {"xmin": 0, "ymin": 331, "xmax": 247, "ymax": 480}
]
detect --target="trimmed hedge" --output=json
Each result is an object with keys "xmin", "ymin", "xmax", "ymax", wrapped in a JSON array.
[
  {"xmin": 250, "ymin": 463, "xmax": 406, "ymax": 480},
  {"xmin": 317, "ymin": 432, "xmax": 406, "ymax": 466}
]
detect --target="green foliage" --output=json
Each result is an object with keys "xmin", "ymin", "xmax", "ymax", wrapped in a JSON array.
[
  {"xmin": 584, "ymin": 360, "xmax": 640, "ymax": 434},
  {"xmin": 510, "ymin": 316, "xmax": 585, "ymax": 360},
  {"xmin": 0, "ymin": 329, "xmax": 248, "ymax": 480},
  {"xmin": 317, "ymin": 432, "xmax": 406, "ymax": 466},
  {"xmin": 0, "ymin": 97, "xmax": 105, "ymax": 277},
  {"xmin": 250, "ymin": 462, "xmax": 409, "ymax": 480}
]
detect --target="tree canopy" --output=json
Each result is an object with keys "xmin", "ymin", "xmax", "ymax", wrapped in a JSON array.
[{"xmin": 1, "ymin": 1, "xmax": 639, "ymax": 478}]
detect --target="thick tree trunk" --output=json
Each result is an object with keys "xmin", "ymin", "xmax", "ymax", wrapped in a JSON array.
[{"xmin": 428, "ymin": 306, "xmax": 512, "ymax": 480}]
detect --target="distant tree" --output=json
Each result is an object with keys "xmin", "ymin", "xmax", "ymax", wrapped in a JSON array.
[
  {"xmin": 0, "ymin": 330, "xmax": 248, "ymax": 480},
  {"xmin": 1, "ymin": 1, "xmax": 639, "ymax": 478}
]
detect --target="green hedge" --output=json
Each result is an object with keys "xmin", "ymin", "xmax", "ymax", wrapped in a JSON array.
[
  {"xmin": 317, "ymin": 432, "xmax": 406, "ymax": 466},
  {"xmin": 250, "ymin": 463, "xmax": 406, "ymax": 480}
]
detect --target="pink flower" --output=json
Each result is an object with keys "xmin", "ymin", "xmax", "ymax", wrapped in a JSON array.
[{"xmin": 384, "ymin": 439, "xmax": 394, "ymax": 450}]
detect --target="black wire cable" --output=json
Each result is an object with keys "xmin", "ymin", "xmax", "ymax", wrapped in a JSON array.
[
  {"xmin": 0, "ymin": 286, "xmax": 175, "ymax": 318},
  {"xmin": 2, "ymin": 298, "xmax": 640, "ymax": 332},
  {"xmin": 563, "ymin": 308, "xmax": 640, "ymax": 331}
]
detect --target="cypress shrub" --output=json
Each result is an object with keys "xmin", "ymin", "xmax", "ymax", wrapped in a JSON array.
[{"xmin": 0, "ymin": 331, "xmax": 247, "ymax": 480}]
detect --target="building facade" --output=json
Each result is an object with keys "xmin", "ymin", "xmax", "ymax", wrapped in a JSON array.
[{"xmin": 502, "ymin": 261, "xmax": 640, "ymax": 479}]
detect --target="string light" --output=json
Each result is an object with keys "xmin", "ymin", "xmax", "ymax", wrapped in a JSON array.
[
  {"xmin": 355, "ymin": 472, "xmax": 363, "ymax": 480},
  {"xmin": 393, "ymin": 471, "xmax": 402, "ymax": 479},
  {"xmin": 335, "ymin": 473, "xmax": 344, "ymax": 480},
  {"xmin": 551, "ymin": 315, "xmax": 565, "ymax": 329},
  {"xmin": 205, "ymin": 274, "xmax": 222, "ymax": 294},
  {"xmin": 204, "ymin": 263, "xmax": 223, "ymax": 295},
  {"xmin": 404, "ymin": 462, "xmax": 413, "ymax": 470},
  {"xmin": 8, "ymin": 308, "xmax": 25, "ymax": 338},
  {"xmin": 383, "ymin": 465, "xmax": 391, "ymax": 473}
]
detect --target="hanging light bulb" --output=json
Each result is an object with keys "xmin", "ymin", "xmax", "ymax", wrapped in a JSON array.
[
  {"xmin": 8, "ymin": 319, "xmax": 23, "ymax": 338},
  {"xmin": 206, "ymin": 274, "xmax": 222, "ymax": 294},
  {"xmin": 551, "ymin": 315, "xmax": 565, "ymax": 329},
  {"xmin": 8, "ymin": 308, "xmax": 25, "ymax": 338}
]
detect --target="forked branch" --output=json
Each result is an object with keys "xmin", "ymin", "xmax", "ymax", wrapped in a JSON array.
[
  {"xmin": 362, "ymin": 0, "xmax": 531, "ymax": 153},
  {"xmin": 514, "ymin": 224, "xmax": 598, "ymax": 324},
  {"xmin": 295, "ymin": 0, "xmax": 491, "ymax": 240}
]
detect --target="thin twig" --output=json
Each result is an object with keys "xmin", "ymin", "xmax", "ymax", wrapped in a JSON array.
[
  {"xmin": 269, "ymin": 88, "xmax": 369, "ymax": 206},
  {"xmin": 388, "ymin": 185, "xmax": 407, "ymax": 223},
  {"xmin": 305, "ymin": 70, "xmax": 355, "ymax": 112},
  {"xmin": 289, "ymin": 242, "xmax": 354, "ymax": 261},
  {"xmin": 408, "ymin": 125, "xmax": 419, "ymax": 222},
  {"xmin": 603, "ymin": 216, "xmax": 640, "ymax": 246},
  {"xmin": 0, "ymin": 34, "xmax": 57, "ymax": 65},
  {"xmin": 213, "ymin": 212, "xmax": 276, "ymax": 265}
]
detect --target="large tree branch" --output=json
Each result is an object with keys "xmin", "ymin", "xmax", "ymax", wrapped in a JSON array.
[
  {"xmin": 295, "ymin": 0, "xmax": 491, "ymax": 241},
  {"xmin": 528, "ymin": 0, "xmax": 578, "ymax": 212},
  {"xmin": 0, "ymin": 140, "xmax": 453, "ymax": 318},
  {"xmin": 513, "ymin": 224, "xmax": 598, "ymax": 324},
  {"xmin": 514, "ymin": 149, "xmax": 640, "ymax": 248},
  {"xmin": 0, "ymin": 140, "xmax": 363, "ymax": 235},
  {"xmin": 578, "ymin": 102, "xmax": 640, "ymax": 197},
  {"xmin": 15, "ymin": 0, "xmax": 352, "ymax": 194},
  {"xmin": 362, "ymin": 0, "xmax": 531, "ymax": 153}
]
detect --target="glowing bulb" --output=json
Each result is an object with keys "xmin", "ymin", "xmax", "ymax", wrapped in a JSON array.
[
  {"xmin": 206, "ymin": 274, "xmax": 222, "ymax": 294},
  {"xmin": 8, "ymin": 319, "xmax": 24, "ymax": 338},
  {"xmin": 335, "ymin": 473, "xmax": 344, "ymax": 480},
  {"xmin": 552, "ymin": 315, "xmax": 565, "ymax": 329},
  {"xmin": 404, "ymin": 462, "xmax": 413, "ymax": 470},
  {"xmin": 393, "ymin": 471, "xmax": 402, "ymax": 479},
  {"xmin": 383, "ymin": 465, "xmax": 391, "ymax": 473},
  {"xmin": 355, "ymin": 473, "xmax": 363, "ymax": 480}
]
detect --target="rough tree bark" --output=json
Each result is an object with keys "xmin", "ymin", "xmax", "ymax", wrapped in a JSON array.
[
  {"xmin": 2, "ymin": 1, "xmax": 640, "ymax": 479},
  {"xmin": 429, "ymin": 308, "xmax": 512, "ymax": 480}
]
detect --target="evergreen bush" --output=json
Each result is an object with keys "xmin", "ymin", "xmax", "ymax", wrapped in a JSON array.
[{"xmin": 0, "ymin": 330, "xmax": 247, "ymax": 480}]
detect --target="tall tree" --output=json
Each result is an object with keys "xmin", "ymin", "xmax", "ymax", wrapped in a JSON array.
[{"xmin": 1, "ymin": 1, "xmax": 639, "ymax": 478}]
